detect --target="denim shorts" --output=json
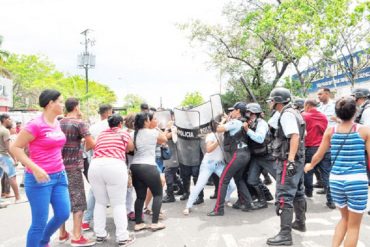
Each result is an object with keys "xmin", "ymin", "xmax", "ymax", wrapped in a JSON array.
[{"xmin": 0, "ymin": 155, "xmax": 16, "ymax": 178}]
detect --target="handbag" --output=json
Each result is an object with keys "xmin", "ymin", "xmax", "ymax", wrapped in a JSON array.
[{"xmin": 161, "ymin": 146, "xmax": 172, "ymax": 160}]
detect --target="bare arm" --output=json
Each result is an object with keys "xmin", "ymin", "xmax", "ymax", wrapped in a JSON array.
[
  {"xmin": 9, "ymin": 129, "xmax": 50, "ymax": 182},
  {"xmin": 156, "ymin": 129, "xmax": 168, "ymax": 145},
  {"xmin": 304, "ymin": 127, "xmax": 332, "ymax": 173},
  {"xmin": 84, "ymin": 135, "xmax": 96, "ymax": 151},
  {"xmin": 206, "ymin": 140, "xmax": 219, "ymax": 153},
  {"xmin": 288, "ymin": 134, "xmax": 299, "ymax": 161},
  {"xmin": 127, "ymin": 138, "xmax": 134, "ymax": 152}
]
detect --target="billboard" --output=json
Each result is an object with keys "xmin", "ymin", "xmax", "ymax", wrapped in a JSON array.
[{"xmin": 0, "ymin": 76, "xmax": 13, "ymax": 107}]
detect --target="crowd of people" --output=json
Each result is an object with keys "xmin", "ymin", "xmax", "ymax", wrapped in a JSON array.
[{"xmin": 0, "ymin": 86, "xmax": 369, "ymax": 247}]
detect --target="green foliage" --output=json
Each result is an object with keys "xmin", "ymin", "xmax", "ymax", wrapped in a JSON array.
[
  {"xmin": 2, "ymin": 53, "xmax": 116, "ymax": 114},
  {"xmin": 181, "ymin": 91, "xmax": 204, "ymax": 107},
  {"xmin": 123, "ymin": 94, "xmax": 145, "ymax": 113}
]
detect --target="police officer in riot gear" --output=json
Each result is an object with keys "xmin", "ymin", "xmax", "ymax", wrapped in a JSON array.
[
  {"xmin": 351, "ymin": 88, "xmax": 370, "ymax": 126},
  {"xmin": 351, "ymin": 88, "xmax": 370, "ymax": 215},
  {"xmin": 266, "ymin": 88, "xmax": 306, "ymax": 246},
  {"xmin": 208, "ymin": 102, "xmax": 256, "ymax": 216},
  {"xmin": 243, "ymin": 103, "xmax": 276, "ymax": 209}
]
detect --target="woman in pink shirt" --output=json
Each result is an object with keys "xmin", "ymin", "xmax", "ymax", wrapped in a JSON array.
[{"xmin": 10, "ymin": 89, "xmax": 70, "ymax": 247}]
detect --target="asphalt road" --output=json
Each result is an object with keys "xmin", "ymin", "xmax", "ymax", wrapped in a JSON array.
[{"xmin": 1, "ymin": 176, "xmax": 370, "ymax": 247}]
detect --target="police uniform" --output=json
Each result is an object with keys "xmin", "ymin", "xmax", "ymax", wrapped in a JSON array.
[
  {"xmin": 208, "ymin": 112, "xmax": 254, "ymax": 216},
  {"xmin": 267, "ymin": 88, "xmax": 307, "ymax": 246}
]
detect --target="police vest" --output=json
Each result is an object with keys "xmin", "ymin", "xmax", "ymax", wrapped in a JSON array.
[
  {"xmin": 223, "ymin": 123, "xmax": 248, "ymax": 155},
  {"xmin": 272, "ymin": 105, "xmax": 305, "ymax": 161},
  {"xmin": 355, "ymin": 100, "xmax": 370, "ymax": 124},
  {"xmin": 247, "ymin": 119, "xmax": 272, "ymax": 157}
]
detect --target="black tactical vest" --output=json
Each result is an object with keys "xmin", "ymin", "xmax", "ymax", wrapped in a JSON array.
[
  {"xmin": 272, "ymin": 104, "xmax": 305, "ymax": 161},
  {"xmin": 355, "ymin": 100, "xmax": 370, "ymax": 124},
  {"xmin": 247, "ymin": 119, "xmax": 272, "ymax": 157}
]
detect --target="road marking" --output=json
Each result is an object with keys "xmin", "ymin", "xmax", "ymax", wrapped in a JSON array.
[
  {"xmin": 306, "ymin": 218, "xmax": 333, "ymax": 226},
  {"xmin": 222, "ymin": 234, "xmax": 238, "ymax": 247}
]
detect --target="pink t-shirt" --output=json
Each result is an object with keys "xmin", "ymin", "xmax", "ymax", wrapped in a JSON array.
[{"xmin": 25, "ymin": 115, "xmax": 67, "ymax": 174}]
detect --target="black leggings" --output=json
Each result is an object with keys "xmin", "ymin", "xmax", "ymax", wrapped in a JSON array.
[{"xmin": 131, "ymin": 163, "xmax": 163, "ymax": 224}]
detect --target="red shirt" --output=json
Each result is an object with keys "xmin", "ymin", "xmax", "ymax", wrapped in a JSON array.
[
  {"xmin": 302, "ymin": 108, "xmax": 328, "ymax": 147},
  {"xmin": 93, "ymin": 127, "xmax": 131, "ymax": 161}
]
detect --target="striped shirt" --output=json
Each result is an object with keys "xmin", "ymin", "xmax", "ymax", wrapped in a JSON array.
[
  {"xmin": 93, "ymin": 127, "xmax": 131, "ymax": 161},
  {"xmin": 330, "ymin": 124, "xmax": 367, "ymax": 176}
]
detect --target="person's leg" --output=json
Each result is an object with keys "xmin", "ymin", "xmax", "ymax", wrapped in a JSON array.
[
  {"xmin": 192, "ymin": 165, "xmax": 204, "ymax": 204},
  {"xmin": 214, "ymin": 163, "xmax": 236, "ymax": 202},
  {"xmin": 24, "ymin": 173, "xmax": 53, "ymax": 247},
  {"xmin": 143, "ymin": 166, "xmax": 163, "ymax": 224},
  {"xmin": 103, "ymin": 160, "xmax": 129, "ymax": 241},
  {"xmin": 40, "ymin": 171, "xmax": 71, "ymax": 246},
  {"xmin": 89, "ymin": 159, "xmax": 109, "ymax": 238},
  {"xmin": 130, "ymin": 164, "xmax": 148, "ymax": 224},
  {"xmin": 332, "ymin": 207, "xmax": 349, "ymax": 247},
  {"xmin": 1, "ymin": 173, "xmax": 10, "ymax": 196},
  {"xmin": 163, "ymin": 167, "xmax": 176, "ymax": 203},
  {"xmin": 210, "ymin": 173, "xmax": 219, "ymax": 199},
  {"xmin": 83, "ymin": 188, "xmax": 95, "ymax": 226},
  {"xmin": 144, "ymin": 189, "xmax": 153, "ymax": 211},
  {"xmin": 210, "ymin": 152, "xmax": 242, "ymax": 215},
  {"xmin": 344, "ymin": 211, "xmax": 364, "ymax": 247},
  {"xmin": 67, "ymin": 169, "xmax": 88, "ymax": 241},
  {"xmin": 304, "ymin": 147, "xmax": 316, "ymax": 197},
  {"xmin": 186, "ymin": 161, "xmax": 213, "ymax": 209},
  {"xmin": 180, "ymin": 164, "xmax": 191, "ymax": 200}
]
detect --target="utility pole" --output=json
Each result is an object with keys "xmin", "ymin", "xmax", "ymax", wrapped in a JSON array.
[{"xmin": 78, "ymin": 29, "xmax": 95, "ymax": 118}]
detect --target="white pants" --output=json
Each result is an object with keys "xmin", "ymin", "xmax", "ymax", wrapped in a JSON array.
[{"xmin": 89, "ymin": 157, "xmax": 129, "ymax": 241}]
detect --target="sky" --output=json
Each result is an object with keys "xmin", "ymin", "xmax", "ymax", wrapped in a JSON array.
[{"xmin": 0, "ymin": 0, "xmax": 229, "ymax": 108}]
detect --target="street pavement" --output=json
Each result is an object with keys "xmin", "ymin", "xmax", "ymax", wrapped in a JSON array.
[{"xmin": 1, "ymin": 171, "xmax": 370, "ymax": 247}]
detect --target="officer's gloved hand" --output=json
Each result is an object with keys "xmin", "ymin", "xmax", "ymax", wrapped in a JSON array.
[
  {"xmin": 286, "ymin": 161, "xmax": 297, "ymax": 177},
  {"xmin": 275, "ymin": 204, "xmax": 282, "ymax": 216}
]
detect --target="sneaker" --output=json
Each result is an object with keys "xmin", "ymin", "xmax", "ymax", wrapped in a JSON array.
[
  {"xmin": 0, "ymin": 200, "xmax": 10, "ymax": 209},
  {"xmin": 118, "ymin": 236, "xmax": 136, "ymax": 246},
  {"xmin": 81, "ymin": 222, "xmax": 90, "ymax": 231},
  {"xmin": 71, "ymin": 235, "xmax": 95, "ymax": 246},
  {"xmin": 58, "ymin": 232, "xmax": 70, "ymax": 243},
  {"xmin": 134, "ymin": 223, "xmax": 148, "ymax": 232},
  {"xmin": 127, "ymin": 212, "xmax": 135, "ymax": 221},
  {"xmin": 96, "ymin": 233, "xmax": 110, "ymax": 244}
]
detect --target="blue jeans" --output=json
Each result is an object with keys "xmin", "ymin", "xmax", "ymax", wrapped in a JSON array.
[
  {"xmin": 304, "ymin": 147, "xmax": 333, "ymax": 203},
  {"xmin": 83, "ymin": 188, "xmax": 95, "ymax": 223},
  {"xmin": 186, "ymin": 160, "xmax": 236, "ymax": 208},
  {"xmin": 25, "ymin": 171, "xmax": 71, "ymax": 247}
]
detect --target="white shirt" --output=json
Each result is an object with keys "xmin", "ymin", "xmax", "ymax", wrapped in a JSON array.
[
  {"xmin": 318, "ymin": 100, "xmax": 336, "ymax": 127},
  {"xmin": 203, "ymin": 133, "xmax": 223, "ymax": 162},
  {"xmin": 280, "ymin": 112, "xmax": 299, "ymax": 138},
  {"xmin": 360, "ymin": 106, "xmax": 370, "ymax": 126},
  {"xmin": 268, "ymin": 111, "xmax": 280, "ymax": 130},
  {"xmin": 89, "ymin": 119, "xmax": 109, "ymax": 139}
]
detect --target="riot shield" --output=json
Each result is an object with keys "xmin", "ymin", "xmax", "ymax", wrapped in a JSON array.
[
  {"xmin": 174, "ymin": 109, "xmax": 201, "ymax": 166},
  {"xmin": 154, "ymin": 110, "xmax": 172, "ymax": 130}
]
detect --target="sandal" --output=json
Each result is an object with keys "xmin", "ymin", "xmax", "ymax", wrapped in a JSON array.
[
  {"xmin": 150, "ymin": 222, "xmax": 166, "ymax": 232},
  {"xmin": 134, "ymin": 223, "xmax": 148, "ymax": 232},
  {"xmin": 118, "ymin": 235, "xmax": 136, "ymax": 246},
  {"xmin": 183, "ymin": 208, "xmax": 190, "ymax": 216}
]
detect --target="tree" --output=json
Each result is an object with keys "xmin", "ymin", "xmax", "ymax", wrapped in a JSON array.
[
  {"xmin": 0, "ymin": 35, "xmax": 11, "ymax": 79},
  {"xmin": 2, "ymin": 53, "xmax": 117, "ymax": 112},
  {"xmin": 123, "ymin": 93, "xmax": 145, "ymax": 113},
  {"xmin": 181, "ymin": 91, "xmax": 204, "ymax": 107}
]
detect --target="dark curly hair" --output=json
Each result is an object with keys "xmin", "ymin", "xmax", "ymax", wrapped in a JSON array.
[
  {"xmin": 335, "ymin": 97, "xmax": 357, "ymax": 121},
  {"xmin": 108, "ymin": 114, "xmax": 124, "ymax": 128}
]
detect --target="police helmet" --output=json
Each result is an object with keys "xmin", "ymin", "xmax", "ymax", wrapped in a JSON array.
[
  {"xmin": 232, "ymin": 102, "xmax": 247, "ymax": 114},
  {"xmin": 246, "ymin": 102, "xmax": 262, "ymax": 114},
  {"xmin": 351, "ymin": 88, "xmax": 370, "ymax": 99},
  {"xmin": 293, "ymin": 98, "xmax": 305, "ymax": 110},
  {"xmin": 268, "ymin": 87, "xmax": 291, "ymax": 104}
]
